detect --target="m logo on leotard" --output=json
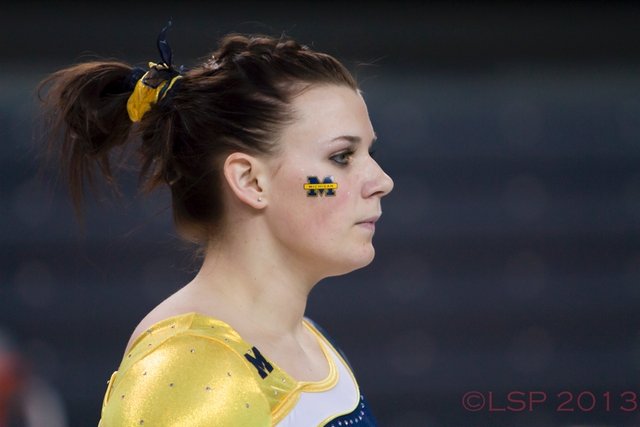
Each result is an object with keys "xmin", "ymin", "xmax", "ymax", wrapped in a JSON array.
[
  {"xmin": 244, "ymin": 346, "xmax": 274, "ymax": 379},
  {"xmin": 304, "ymin": 176, "xmax": 337, "ymax": 197}
]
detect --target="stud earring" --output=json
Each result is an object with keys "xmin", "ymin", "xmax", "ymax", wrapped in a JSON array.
[{"xmin": 257, "ymin": 197, "xmax": 262, "ymax": 202}]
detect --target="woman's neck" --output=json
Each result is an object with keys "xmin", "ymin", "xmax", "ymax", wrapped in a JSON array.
[{"xmin": 185, "ymin": 222, "xmax": 318, "ymax": 340}]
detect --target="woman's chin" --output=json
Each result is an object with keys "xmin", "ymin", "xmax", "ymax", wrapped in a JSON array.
[{"xmin": 326, "ymin": 246, "xmax": 376, "ymax": 277}]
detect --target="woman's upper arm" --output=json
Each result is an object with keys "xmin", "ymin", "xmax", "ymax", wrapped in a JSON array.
[{"xmin": 99, "ymin": 334, "xmax": 271, "ymax": 427}]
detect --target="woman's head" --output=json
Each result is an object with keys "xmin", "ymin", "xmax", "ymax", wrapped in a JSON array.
[
  {"xmin": 249, "ymin": 84, "xmax": 394, "ymax": 277},
  {"xmin": 39, "ymin": 31, "xmax": 390, "ymax": 251}
]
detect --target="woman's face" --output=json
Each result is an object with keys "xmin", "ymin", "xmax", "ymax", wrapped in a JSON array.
[{"xmin": 264, "ymin": 84, "xmax": 394, "ymax": 278}]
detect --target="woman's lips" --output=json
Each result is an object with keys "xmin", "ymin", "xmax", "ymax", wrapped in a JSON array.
[
  {"xmin": 357, "ymin": 221, "xmax": 376, "ymax": 231},
  {"xmin": 356, "ymin": 215, "xmax": 380, "ymax": 231}
]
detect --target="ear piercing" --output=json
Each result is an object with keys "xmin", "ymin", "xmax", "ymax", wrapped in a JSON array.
[{"xmin": 257, "ymin": 197, "xmax": 262, "ymax": 202}]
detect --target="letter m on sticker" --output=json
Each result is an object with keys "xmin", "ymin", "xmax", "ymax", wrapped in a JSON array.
[
  {"xmin": 304, "ymin": 176, "xmax": 338, "ymax": 197},
  {"xmin": 244, "ymin": 346, "xmax": 274, "ymax": 379}
]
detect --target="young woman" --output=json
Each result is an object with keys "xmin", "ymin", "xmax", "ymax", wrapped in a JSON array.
[{"xmin": 39, "ymin": 24, "xmax": 393, "ymax": 426}]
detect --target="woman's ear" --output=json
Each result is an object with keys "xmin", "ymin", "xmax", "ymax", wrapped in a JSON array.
[{"xmin": 222, "ymin": 152, "xmax": 267, "ymax": 209}]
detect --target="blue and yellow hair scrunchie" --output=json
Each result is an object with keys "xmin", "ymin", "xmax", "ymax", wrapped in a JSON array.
[{"xmin": 127, "ymin": 21, "xmax": 183, "ymax": 122}]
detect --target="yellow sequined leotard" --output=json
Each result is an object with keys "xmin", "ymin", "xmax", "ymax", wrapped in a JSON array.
[{"xmin": 98, "ymin": 312, "xmax": 377, "ymax": 426}]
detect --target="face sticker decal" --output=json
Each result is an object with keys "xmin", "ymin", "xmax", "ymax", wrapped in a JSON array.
[{"xmin": 304, "ymin": 176, "xmax": 338, "ymax": 197}]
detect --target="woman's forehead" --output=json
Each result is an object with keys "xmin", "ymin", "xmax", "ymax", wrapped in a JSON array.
[{"xmin": 284, "ymin": 85, "xmax": 373, "ymax": 144}]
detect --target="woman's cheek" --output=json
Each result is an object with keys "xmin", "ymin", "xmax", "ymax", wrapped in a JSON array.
[
  {"xmin": 332, "ymin": 174, "xmax": 350, "ymax": 203},
  {"xmin": 312, "ymin": 178, "xmax": 351, "ymax": 225},
  {"xmin": 291, "ymin": 167, "xmax": 349, "ymax": 211}
]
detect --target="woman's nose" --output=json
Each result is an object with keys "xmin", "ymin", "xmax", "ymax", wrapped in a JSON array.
[{"xmin": 362, "ymin": 159, "xmax": 394, "ymax": 198}]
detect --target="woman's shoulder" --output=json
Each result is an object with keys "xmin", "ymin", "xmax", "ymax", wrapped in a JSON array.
[
  {"xmin": 124, "ymin": 292, "xmax": 199, "ymax": 353},
  {"xmin": 125, "ymin": 311, "xmax": 239, "ymax": 355},
  {"xmin": 100, "ymin": 312, "xmax": 275, "ymax": 427}
]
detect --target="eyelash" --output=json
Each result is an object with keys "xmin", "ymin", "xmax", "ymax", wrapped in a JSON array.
[
  {"xmin": 330, "ymin": 148, "xmax": 377, "ymax": 166},
  {"xmin": 330, "ymin": 150, "xmax": 354, "ymax": 166}
]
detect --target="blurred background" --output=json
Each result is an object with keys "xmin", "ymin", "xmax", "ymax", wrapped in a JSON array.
[{"xmin": 1, "ymin": 1, "xmax": 640, "ymax": 426}]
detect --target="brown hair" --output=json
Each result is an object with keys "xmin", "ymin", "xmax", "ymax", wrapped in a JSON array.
[{"xmin": 38, "ymin": 33, "xmax": 357, "ymax": 243}]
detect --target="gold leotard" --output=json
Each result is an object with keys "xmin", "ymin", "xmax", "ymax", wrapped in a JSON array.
[{"xmin": 98, "ymin": 312, "xmax": 372, "ymax": 426}]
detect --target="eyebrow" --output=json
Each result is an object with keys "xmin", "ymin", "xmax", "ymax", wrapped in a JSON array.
[{"xmin": 329, "ymin": 134, "xmax": 377, "ymax": 146}]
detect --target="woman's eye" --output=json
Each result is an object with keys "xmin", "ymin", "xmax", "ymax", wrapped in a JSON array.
[{"xmin": 330, "ymin": 151, "xmax": 353, "ymax": 165}]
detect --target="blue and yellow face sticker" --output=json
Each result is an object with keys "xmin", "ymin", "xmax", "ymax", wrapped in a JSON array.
[{"xmin": 304, "ymin": 176, "xmax": 338, "ymax": 197}]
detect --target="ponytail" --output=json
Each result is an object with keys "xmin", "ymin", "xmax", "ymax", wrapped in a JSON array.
[{"xmin": 38, "ymin": 61, "xmax": 137, "ymax": 215}]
